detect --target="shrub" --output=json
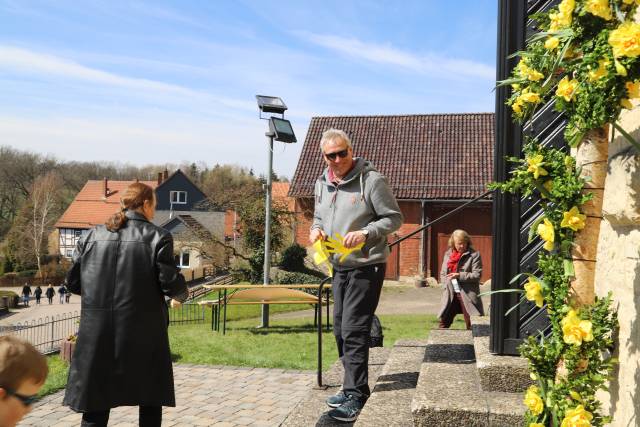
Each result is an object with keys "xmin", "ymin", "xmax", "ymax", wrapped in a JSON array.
[
  {"xmin": 276, "ymin": 271, "xmax": 321, "ymax": 285},
  {"xmin": 17, "ymin": 270, "xmax": 37, "ymax": 278},
  {"xmin": 279, "ymin": 243, "xmax": 307, "ymax": 272}
]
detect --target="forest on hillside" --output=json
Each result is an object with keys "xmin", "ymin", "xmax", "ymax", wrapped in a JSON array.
[{"xmin": 0, "ymin": 145, "xmax": 290, "ymax": 279}]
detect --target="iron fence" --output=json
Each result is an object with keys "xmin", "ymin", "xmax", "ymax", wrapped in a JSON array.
[
  {"xmin": 168, "ymin": 303, "xmax": 205, "ymax": 325},
  {"xmin": 0, "ymin": 311, "xmax": 80, "ymax": 354}
]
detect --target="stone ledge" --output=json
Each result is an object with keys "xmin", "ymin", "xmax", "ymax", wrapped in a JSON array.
[
  {"xmin": 280, "ymin": 346, "xmax": 391, "ymax": 427},
  {"xmin": 411, "ymin": 328, "xmax": 525, "ymax": 427},
  {"xmin": 355, "ymin": 339, "xmax": 428, "ymax": 427},
  {"xmin": 471, "ymin": 316, "xmax": 533, "ymax": 393}
]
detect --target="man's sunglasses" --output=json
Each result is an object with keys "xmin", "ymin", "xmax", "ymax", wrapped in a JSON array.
[
  {"xmin": 2, "ymin": 387, "xmax": 39, "ymax": 406},
  {"xmin": 323, "ymin": 149, "xmax": 349, "ymax": 161}
]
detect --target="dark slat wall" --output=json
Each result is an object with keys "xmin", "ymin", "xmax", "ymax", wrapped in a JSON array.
[{"xmin": 491, "ymin": 0, "xmax": 566, "ymax": 355}]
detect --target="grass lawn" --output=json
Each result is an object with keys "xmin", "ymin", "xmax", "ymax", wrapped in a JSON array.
[
  {"xmin": 39, "ymin": 311, "xmax": 466, "ymax": 398},
  {"xmin": 168, "ymin": 313, "xmax": 466, "ymax": 371},
  {"xmin": 40, "ymin": 355, "xmax": 69, "ymax": 397}
]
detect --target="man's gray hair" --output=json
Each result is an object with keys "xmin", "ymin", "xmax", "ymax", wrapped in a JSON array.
[{"xmin": 320, "ymin": 128, "xmax": 352, "ymax": 150}]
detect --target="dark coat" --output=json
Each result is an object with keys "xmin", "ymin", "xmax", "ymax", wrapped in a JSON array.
[
  {"xmin": 45, "ymin": 287, "xmax": 55, "ymax": 298},
  {"xmin": 34, "ymin": 287, "xmax": 42, "ymax": 297},
  {"xmin": 63, "ymin": 211, "xmax": 188, "ymax": 412},
  {"xmin": 437, "ymin": 248, "xmax": 485, "ymax": 319}
]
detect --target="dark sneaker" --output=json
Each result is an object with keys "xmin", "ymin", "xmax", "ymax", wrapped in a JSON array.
[
  {"xmin": 327, "ymin": 395, "xmax": 364, "ymax": 422},
  {"xmin": 326, "ymin": 390, "xmax": 347, "ymax": 408}
]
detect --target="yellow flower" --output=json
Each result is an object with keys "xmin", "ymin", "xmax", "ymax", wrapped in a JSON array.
[
  {"xmin": 537, "ymin": 218, "xmax": 555, "ymax": 251},
  {"xmin": 520, "ymin": 89, "xmax": 541, "ymax": 103},
  {"xmin": 545, "ymin": 36, "xmax": 560, "ymax": 50},
  {"xmin": 524, "ymin": 277, "xmax": 544, "ymax": 308},
  {"xmin": 621, "ymin": 98, "xmax": 634, "ymax": 109},
  {"xmin": 626, "ymin": 81, "xmax": 640, "ymax": 98},
  {"xmin": 587, "ymin": 59, "xmax": 609, "ymax": 81},
  {"xmin": 561, "ymin": 405, "xmax": 594, "ymax": 427},
  {"xmin": 615, "ymin": 59, "xmax": 628, "ymax": 76},
  {"xmin": 622, "ymin": 0, "xmax": 640, "ymax": 4},
  {"xmin": 556, "ymin": 76, "xmax": 579, "ymax": 102},
  {"xmin": 585, "ymin": 0, "xmax": 613, "ymax": 20},
  {"xmin": 524, "ymin": 386, "xmax": 544, "ymax": 415},
  {"xmin": 512, "ymin": 100, "xmax": 523, "ymax": 115},
  {"xmin": 561, "ymin": 310, "xmax": 594, "ymax": 346},
  {"xmin": 561, "ymin": 206, "xmax": 586, "ymax": 231},
  {"xmin": 550, "ymin": 0, "xmax": 575, "ymax": 30},
  {"xmin": 517, "ymin": 60, "xmax": 544, "ymax": 81},
  {"xmin": 609, "ymin": 22, "xmax": 640, "ymax": 58},
  {"xmin": 527, "ymin": 154, "xmax": 548, "ymax": 179}
]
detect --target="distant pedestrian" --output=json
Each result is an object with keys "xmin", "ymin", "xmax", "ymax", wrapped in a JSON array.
[
  {"xmin": 20, "ymin": 284, "xmax": 31, "ymax": 307},
  {"xmin": 58, "ymin": 285, "xmax": 67, "ymax": 304},
  {"xmin": 45, "ymin": 285, "xmax": 54, "ymax": 305},
  {"xmin": 65, "ymin": 291, "xmax": 71, "ymax": 304},
  {"xmin": 34, "ymin": 286, "xmax": 42, "ymax": 305}
]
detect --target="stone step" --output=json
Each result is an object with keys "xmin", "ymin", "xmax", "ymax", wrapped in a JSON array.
[
  {"xmin": 471, "ymin": 316, "xmax": 533, "ymax": 393},
  {"xmin": 280, "ymin": 346, "xmax": 391, "ymax": 427},
  {"xmin": 354, "ymin": 339, "xmax": 428, "ymax": 427},
  {"xmin": 411, "ymin": 329, "xmax": 525, "ymax": 427}
]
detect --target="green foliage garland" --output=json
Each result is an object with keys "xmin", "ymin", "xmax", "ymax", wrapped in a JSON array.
[{"xmin": 490, "ymin": 1, "xmax": 640, "ymax": 424}]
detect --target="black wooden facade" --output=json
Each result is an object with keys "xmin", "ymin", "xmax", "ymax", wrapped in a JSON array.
[
  {"xmin": 491, "ymin": 0, "xmax": 566, "ymax": 355},
  {"xmin": 156, "ymin": 170, "xmax": 207, "ymax": 211}
]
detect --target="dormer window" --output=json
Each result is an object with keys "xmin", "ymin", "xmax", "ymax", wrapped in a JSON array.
[{"xmin": 170, "ymin": 191, "xmax": 187, "ymax": 204}]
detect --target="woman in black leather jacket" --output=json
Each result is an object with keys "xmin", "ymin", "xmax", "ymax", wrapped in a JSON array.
[{"xmin": 63, "ymin": 182, "xmax": 188, "ymax": 427}]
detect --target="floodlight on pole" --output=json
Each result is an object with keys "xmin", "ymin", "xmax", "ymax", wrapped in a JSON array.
[{"xmin": 255, "ymin": 95, "xmax": 296, "ymax": 328}]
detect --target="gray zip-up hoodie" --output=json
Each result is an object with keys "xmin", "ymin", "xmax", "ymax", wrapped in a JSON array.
[{"xmin": 311, "ymin": 158, "xmax": 403, "ymax": 269}]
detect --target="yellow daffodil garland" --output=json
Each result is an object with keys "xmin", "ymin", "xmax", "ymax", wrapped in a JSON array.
[{"xmin": 490, "ymin": 140, "xmax": 618, "ymax": 427}]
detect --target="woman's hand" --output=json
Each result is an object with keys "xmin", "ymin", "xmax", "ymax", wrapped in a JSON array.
[
  {"xmin": 170, "ymin": 299, "xmax": 182, "ymax": 309},
  {"xmin": 446, "ymin": 272, "xmax": 460, "ymax": 279}
]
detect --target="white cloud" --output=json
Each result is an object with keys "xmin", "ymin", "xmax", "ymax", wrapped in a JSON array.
[
  {"xmin": 0, "ymin": 45, "xmax": 255, "ymax": 112},
  {"xmin": 297, "ymin": 32, "xmax": 495, "ymax": 80}
]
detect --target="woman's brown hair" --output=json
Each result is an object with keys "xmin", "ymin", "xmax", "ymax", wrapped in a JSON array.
[{"xmin": 105, "ymin": 182, "xmax": 155, "ymax": 232}]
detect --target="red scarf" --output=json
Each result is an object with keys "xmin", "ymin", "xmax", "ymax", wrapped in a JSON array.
[{"xmin": 447, "ymin": 250, "xmax": 462, "ymax": 274}]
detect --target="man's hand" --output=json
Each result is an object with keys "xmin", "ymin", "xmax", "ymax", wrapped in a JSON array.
[
  {"xmin": 343, "ymin": 230, "xmax": 367, "ymax": 248},
  {"xmin": 446, "ymin": 272, "xmax": 460, "ymax": 279},
  {"xmin": 170, "ymin": 299, "xmax": 182, "ymax": 309},
  {"xmin": 309, "ymin": 228, "xmax": 327, "ymax": 244}
]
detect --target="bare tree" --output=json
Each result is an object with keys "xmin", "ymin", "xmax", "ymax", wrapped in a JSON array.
[{"xmin": 9, "ymin": 172, "xmax": 64, "ymax": 276}]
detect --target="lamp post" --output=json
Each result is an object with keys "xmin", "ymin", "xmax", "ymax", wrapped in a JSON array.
[{"xmin": 255, "ymin": 95, "xmax": 297, "ymax": 328}]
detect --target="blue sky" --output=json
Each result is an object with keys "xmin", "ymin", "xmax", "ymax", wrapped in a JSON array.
[{"xmin": 0, "ymin": 1, "xmax": 498, "ymax": 178}]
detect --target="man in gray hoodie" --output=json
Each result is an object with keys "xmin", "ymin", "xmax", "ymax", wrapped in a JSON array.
[{"xmin": 310, "ymin": 128, "xmax": 403, "ymax": 422}]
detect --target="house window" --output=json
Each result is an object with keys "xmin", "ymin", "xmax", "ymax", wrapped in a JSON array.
[
  {"xmin": 170, "ymin": 191, "xmax": 187, "ymax": 204},
  {"xmin": 176, "ymin": 251, "xmax": 190, "ymax": 268},
  {"xmin": 66, "ymin": 249, "xmax": 73, "ymax": 258},
  {"xmin": 75, "ymin": 230, "xmax": 82, "ymax": 237}
]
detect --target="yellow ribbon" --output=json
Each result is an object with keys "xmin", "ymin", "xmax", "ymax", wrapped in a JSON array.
[{"xmin": 312, "ymin": 233, "xmax": 365, "ymax": 277}]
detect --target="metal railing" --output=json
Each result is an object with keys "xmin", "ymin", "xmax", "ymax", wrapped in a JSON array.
[
  {"xmin": 0, "ymin": 311, "xmax": 80, "ymax": 354},
  {"xmin": 168, "ymin": 303, "xmax": 206, "ymax": 325},
  {"xmin": 185, "ymin": 274, "xmax": 235, "ymax": 302}
]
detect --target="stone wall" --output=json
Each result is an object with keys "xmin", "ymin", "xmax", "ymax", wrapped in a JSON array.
[{"xmin": 594, "ymin": 106, "xmax": 640, "ymax": 426}]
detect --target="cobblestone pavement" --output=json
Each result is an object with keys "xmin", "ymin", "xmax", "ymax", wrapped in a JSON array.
[{"xmin": 19, "ymin": 364, "xmax": 314, "ymax": 427}]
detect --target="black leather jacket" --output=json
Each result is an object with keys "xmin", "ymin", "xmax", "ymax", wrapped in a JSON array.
[{"xmin": 63, "ymin": 210, "xmax": 187, "ymax": 411}]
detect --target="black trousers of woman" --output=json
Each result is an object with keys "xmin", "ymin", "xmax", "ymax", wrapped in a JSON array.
[{"xmin": 81, "ymin": 406, "xmax": 161, "ymax": 427}]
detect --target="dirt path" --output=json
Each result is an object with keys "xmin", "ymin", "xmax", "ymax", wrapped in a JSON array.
[{"xmin": 272, "ymin": 283, "xmax": 491, "ymax": 320}]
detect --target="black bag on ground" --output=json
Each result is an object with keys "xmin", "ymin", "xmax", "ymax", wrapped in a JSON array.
[{"xmin": 369, "ymin": 314, "xmax": 383, "ymax": 347}]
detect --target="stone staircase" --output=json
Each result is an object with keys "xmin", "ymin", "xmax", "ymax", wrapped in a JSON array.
[{"xmin": 282, "ymin": 317, "xmax": 528, "ymax": 426}]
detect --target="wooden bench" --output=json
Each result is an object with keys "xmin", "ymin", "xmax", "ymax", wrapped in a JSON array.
[{"xmin": 199, "ymin": 284, "xmax": 332, "ymax": 334}]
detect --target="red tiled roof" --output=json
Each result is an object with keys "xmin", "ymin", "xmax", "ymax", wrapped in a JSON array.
[
  {"xmin": 289, "ymin": 113, "xmax": 494, "ymax": 200},
  {"xmin": 55, "ymin": 180, "xmax": 157, "ymax": 229}
]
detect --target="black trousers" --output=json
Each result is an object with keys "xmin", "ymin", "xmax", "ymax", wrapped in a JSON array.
[
  {"xmin": 81, "ymin": 406, "xmax": 161, "ymax": 427},
  {"xmin": 332, "ymin": 263, "xmax": 385, "ymax": 401}
]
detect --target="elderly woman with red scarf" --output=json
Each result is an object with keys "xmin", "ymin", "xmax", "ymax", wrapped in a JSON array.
[{"xmin": 437, "ymin": 229, "xmax": 484, "ymax": 329}]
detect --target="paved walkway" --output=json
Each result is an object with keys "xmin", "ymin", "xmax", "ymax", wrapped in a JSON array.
[
  {"xmin": 19, "ymin": 364, "xmax": 313, "ymax": 427},
  {"xmin": 0, "ymin": 286, "xmax": 81, "ymax": 326}
]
